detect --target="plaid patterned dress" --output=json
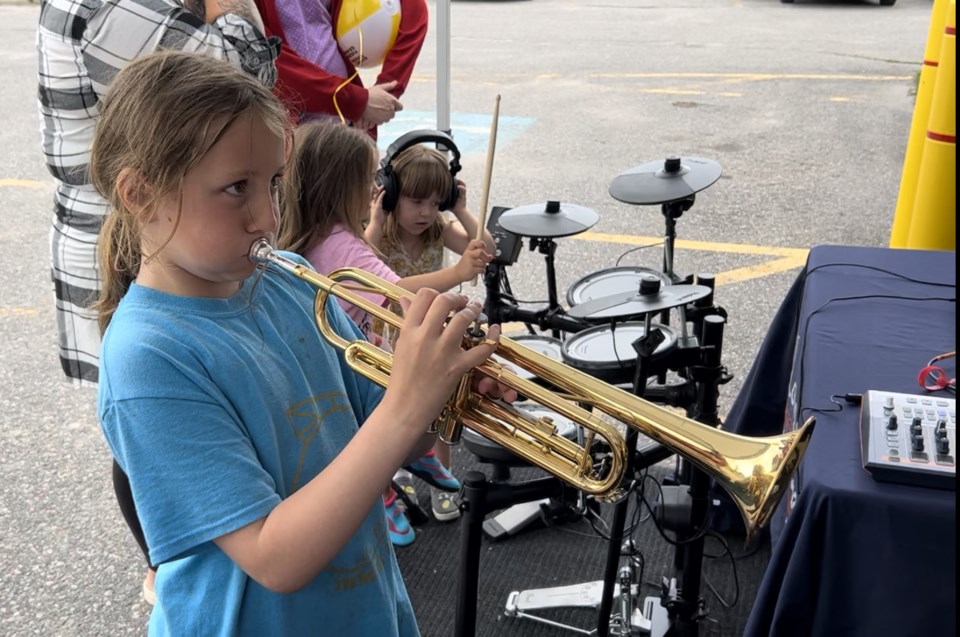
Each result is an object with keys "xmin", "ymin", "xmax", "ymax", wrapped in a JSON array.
[
  {"xmin": 372, "ymin": 233, "xmax": 444, "ymax": 344},
  {"xmin": 37, "ymin": 0, "xmax": 278, "ymax": 385}
]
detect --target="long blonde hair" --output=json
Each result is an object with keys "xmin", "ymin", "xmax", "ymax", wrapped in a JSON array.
[
  {"xmin": 277, "ymin": 121, "xmax": 378, "ymax": 255},
  {"xmin": 382, "ymin": 145, "xmax": 449, "ymax": 248},
  {"xmin": 90, "ymin": 51, "xmax": 290, "ymax": 334}
]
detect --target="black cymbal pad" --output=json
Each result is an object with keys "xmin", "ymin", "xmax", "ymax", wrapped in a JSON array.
[
  {"xmin": 566, "ymin": 283, "xmax": 713, "ymax": 320},
  {"xmin": 609, "ymin": 156, "xmax": 722, "ymax": 205},
  {"xmin": 497, "ymin": 201, "xmax": 600, "ymax": 238}
]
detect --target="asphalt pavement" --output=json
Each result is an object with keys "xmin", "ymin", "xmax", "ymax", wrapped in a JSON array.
[{"xmin": 0, "ymin": 0, "xmax": 935, "ymax": 635}]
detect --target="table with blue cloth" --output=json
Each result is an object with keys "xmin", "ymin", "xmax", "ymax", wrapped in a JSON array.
[{"xmin": 723, "ymin": 244, "xmax": 956, "ymax": 637}]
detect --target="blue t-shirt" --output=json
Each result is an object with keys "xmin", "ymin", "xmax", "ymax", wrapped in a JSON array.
[{"xmin": 98, "ymin": 255, "xmax": 419, "ymax": 636}]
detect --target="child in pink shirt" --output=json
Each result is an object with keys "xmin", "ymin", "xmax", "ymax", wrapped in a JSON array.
[
  {"xmin": 278, "ymin": 121, "xmax": 491, "ymax": 543},
  {"xmin": 304, "ymin": 223, "xmax": 401, "ymax": 344}
]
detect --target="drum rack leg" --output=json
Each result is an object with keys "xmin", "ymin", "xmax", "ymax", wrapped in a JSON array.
[
  {"xmin": 633, "ymin": 315, "xmax": 728, "ymax": 637},
  {"xmin": 455, "ymin": 475, "xmax": 565, "ymax": 637}
]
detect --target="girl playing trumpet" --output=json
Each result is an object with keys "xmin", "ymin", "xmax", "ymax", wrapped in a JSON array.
[{"xmin": 93, "ymin": 50, "xmax": 513, "ymax": 634}]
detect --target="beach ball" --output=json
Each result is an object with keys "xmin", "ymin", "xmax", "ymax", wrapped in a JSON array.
[{"xmin": 336, "ymin": 0, "xmax": 402, "ymax": 69}]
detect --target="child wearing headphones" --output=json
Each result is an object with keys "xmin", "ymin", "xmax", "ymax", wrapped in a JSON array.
[
  {"xmin": 364, "ymin": 134, "xmax": 496, "ymax": 523},
  {"xmin": 278, "ymin": 121, "xmax": 492, "ymax": 542}
]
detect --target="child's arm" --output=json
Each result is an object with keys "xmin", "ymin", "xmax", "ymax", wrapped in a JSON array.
[
  {"xmin": 397, "ymin": 250, "xmax": 489, "ymax": 293},
  {"xmin": 442, "ymin": 179, "xmax": 496, "ymax": 255},
  {"xmin": 363, "ymin": 187, "xmax": 388, "ymax": 248},
  {"xmin": 215, "ymin": 292, "xmax": 501, "ymax": 593},
  {"xmin": 205, "ymin": 0, "xmax": 264, "ymax": 31}
]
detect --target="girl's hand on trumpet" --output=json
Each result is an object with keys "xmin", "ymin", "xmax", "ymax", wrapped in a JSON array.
[{"xmin": 382, "ymin": 289, "xmax": 516, "ymax": 437}]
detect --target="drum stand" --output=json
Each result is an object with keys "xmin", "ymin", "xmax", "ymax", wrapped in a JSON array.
[
  {"xmin": 484, "ymin": 257, "xmax": 588, "ymax": 338},
  {"xmin": 636, "ymin": 315, "xmax": 727, "ymax": 637},
  {"xmin": 455, "ymin": 475, "xmax": 577, "ymax": 637},
  {"xmin": 454, "ymin": 446, "xmax": 674, "ymax": 637},
  {"xmin": 496, "ymin": 314, "xmax": 729, "ymax": 637},
  {"xmin": 474, "ymin": 255, "xmax": 590, "ymax": 541},
  {"xmin": 659, "ymin": 195, "xmax": 695, "ymax": 284}
]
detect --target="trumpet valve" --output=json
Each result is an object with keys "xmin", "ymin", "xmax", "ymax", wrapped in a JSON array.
[
  {"xmin": 437, "ymin": 417, "xmax": 464, "ymax": 445},
  {"xmin": 534, "ymin": 416, "xmax": 558, "ymax": 436},
  {"xmin": 437, "ymin": 372, "xmax": 474, "ymax": 444}
]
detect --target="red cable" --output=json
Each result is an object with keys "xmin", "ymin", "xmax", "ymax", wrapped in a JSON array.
[{"xmin": 918, "ymin": 351, "xmax": 956, "ymax": 392}]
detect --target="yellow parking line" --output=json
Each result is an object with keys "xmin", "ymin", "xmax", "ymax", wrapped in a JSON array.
[
  {"xmin": 412, "ymin": 72, "xmax": 912, "ymax": 84},
  {"xmin": 642, "ymin": 88, "xmax": 707, "ymax": 95},
  {"xmin": 0, "ymin": 307, "xmax": 40, "ymax": 316},
  {"xmin": 588, "ymin": 72, "xmax": 911, "ymax": 82},
  {"xmin": 501, "ymin": 322, "xmax": 532, "ymax": 335},
  {"xmin": 0, "ymin": 178, "xmax": 49, "ymax": 188},
  {"xmin": 576, "ymin": 232, "xmax": 809, "ymax": 258},
  {"xmin": 487, "ymin": 233, "xmax": 808, "ymax": 315},
  {"xmin": 715, "ymin": 254, "xmax": 809, "ymax": 285},
  {"xmin": 572, "ymin": 232, "xmax": 809, "ymax": 287}
]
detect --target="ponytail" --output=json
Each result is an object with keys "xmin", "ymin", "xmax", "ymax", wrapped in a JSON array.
[{"xmin": 95, "ymin": 209, "xmax": 141, "ymax": 335}]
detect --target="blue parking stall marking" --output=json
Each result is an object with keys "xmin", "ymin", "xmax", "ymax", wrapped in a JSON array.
[{"xmin": 377, "ymin": 111, "xmax": 535, "ymax": 155}]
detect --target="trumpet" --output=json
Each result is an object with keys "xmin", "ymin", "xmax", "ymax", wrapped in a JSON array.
[{"xmin": 250, "ymin": 239, "xmax": 815, "ymax": 542}]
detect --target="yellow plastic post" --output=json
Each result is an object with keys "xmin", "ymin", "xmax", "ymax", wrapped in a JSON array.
[
  {"xmin": 907, "ymin": 0, "xmax": 956, "ymax": 251},
  {"xmin": 890, "ymin": 0, "xmax": 951, "ymax": 247}
]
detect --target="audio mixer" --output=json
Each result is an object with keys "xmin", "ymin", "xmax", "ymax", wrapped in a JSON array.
[{"xmin": 860, "ymin": 390, "xmax": 956, "ymax": 490}]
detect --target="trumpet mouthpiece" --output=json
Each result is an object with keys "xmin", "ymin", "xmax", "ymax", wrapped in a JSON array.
[{"xmin": 249, "ymin": 238, "xmax": 273, "ymax": 263}]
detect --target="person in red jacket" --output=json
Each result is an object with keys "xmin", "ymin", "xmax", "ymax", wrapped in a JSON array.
[{"xmin": 256, "ymin": 0, "xmax": 428, "ymax": 134}]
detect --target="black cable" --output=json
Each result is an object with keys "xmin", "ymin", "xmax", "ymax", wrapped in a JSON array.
[
  {"xmin": 634, "ymin": 465, "xmax": 654, "ymax": 524},
  {"xmin": 703, "ymin": 616, "xmax": 724, "ymax": 637},
  {"xmin": 636, "ymin": 473, "xmax": 716, "ymax": 547},
  {"xmin": 795, "ymin": 293, "xmax": 955, "ymax": 422},
  {"xmin": 578, "ymin": 479, "xmax": 644, "ymax": 542},
  {"xmin": 729, "ymin": 537, "xmax": 766, "ymax": 561},
  {"xmin": 802, "ymin": 262, "xmax": 954, "ymax": 290},
  {"xmin": 614, "ymin": 241, "xmax": 665, "ymax": 267},
  {"xmin": 789, "ymin": 262, "xmax": 954, "ymax": 420},
  {"xmin": 499, "ymin": 269, "xmax": 549, "ymax": 305},
  {"xmin": 701, "ymin": 531, "xmax": 740, "ymax": 609},
  {"xmin": 497, "ymin": 268, "xmax": 539, "ymax": 335},
  {"xmin": 555, "ymin": 517, "xmax": 617, "ymax": 542}
]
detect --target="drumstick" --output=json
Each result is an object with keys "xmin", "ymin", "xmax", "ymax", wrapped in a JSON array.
[{"xmin": 470, "ymin": 94, "xmax": 501, "ymax": 287}]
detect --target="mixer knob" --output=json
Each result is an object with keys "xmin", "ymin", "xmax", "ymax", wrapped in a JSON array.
[
  {"xmin": 936, "ymin": 436, "xmax": 950, "ymax": 456},
  {"xmin": 883, "ymin": 395, "xmax": 895, "ymax": 411},
  {"xmin": 910, "ymin": 417, "xmax": 923, "ymax": 437},
  {"xmin": 911, "ymin": 436, "xmax": 925, "ymax": 452},
  {"xmin": 935, "ymin": 420, "xmax": 948, "ymax": 439},
  {"xmin": 886, "ymin": 414, "xmax": 899, "ymax": 431},
  {"xmin": 934, "ymin": 420, "xmax": 949, "ymax": 455}
]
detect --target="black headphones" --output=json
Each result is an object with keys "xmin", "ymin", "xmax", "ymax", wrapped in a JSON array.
[{"xmin": 376, "ymin": 129, "xmax": 462, "ymax": 212}]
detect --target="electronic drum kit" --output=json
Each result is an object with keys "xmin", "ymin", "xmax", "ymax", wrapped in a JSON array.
[
  {"xmin": 467, "ymin": 157, "xmax": 799, "ymax": 637},
  {"xmin": 485, "ymin": 155, "xmax": 727, "ymax": 402}
]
